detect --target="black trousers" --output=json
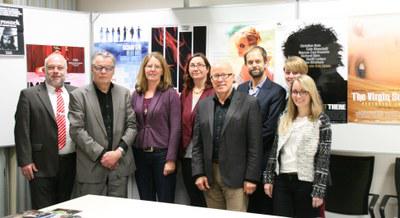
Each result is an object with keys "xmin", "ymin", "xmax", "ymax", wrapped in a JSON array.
[
  {"xmin": 29, "ymin": 153, "xmax": 76, "ymax": 209},
  {"xmin": 181, "ymin": 158, "xmax": 207, "ymax": 207},
  {"xmin": 247, "ymin": 181, "xmax": 273, "ymax": 214},
  {"xmin": 273, "ymin": 173, "xmax": 320, "ymax": 218}
]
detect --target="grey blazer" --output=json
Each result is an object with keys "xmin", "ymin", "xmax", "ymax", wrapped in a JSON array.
[
  {"xmin": 69, "ymin": 83, "xmax": 137, "ymax": 183},
  {"xmin": 15, "ymin": 83, "xmax": 76, "ymax": 177},
  {"xmin": 192, "ymin": 90, "xmax": 263, "ymax": 188}
]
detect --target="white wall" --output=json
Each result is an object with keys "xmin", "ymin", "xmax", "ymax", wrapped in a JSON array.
[
  {"xmin": 87, "ymin": 1, "xmax": 400, "ymax": 217},
  {"xmin": 2, "ymin": 0, "xmax": 398, "ymax": 217}
]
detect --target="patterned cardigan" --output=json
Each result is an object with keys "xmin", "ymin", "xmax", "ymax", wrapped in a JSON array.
[{"xmin": 263, "ymin": 112, "xmax": 332, "ymax": 198}]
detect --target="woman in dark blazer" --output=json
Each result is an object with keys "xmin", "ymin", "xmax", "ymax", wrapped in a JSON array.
[
  {"xmin": 132, "ymin": 52, "xmax": 181, "ymax": 203},
  {"xmin": 180, "ymin": 53, "xmax": 214, "ymax": 207}
]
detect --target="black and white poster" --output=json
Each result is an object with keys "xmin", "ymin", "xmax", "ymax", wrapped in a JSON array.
[{"xmin": 0, "ymin": 6, "xmax": 24, "ymax": 55}]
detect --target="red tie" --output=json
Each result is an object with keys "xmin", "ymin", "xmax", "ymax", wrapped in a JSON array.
[{"xmin": 56, "ymin": 88, "xmax": 66, "ymax": 150}]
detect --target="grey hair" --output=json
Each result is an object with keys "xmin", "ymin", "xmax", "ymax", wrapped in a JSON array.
[{"xmin": 91, "ymin": 50, "xmax": 116, "ymax": 66}]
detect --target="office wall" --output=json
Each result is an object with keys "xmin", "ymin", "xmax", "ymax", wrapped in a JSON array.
[
  {"xmin": 86, "ymin": 1, "xmax": 400, "ymax": 217},
  {"xmin": 0, "ymin": 4, "xmax": 91, "ymax": 216}
]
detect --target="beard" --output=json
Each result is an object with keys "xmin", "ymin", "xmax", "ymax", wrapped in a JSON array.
[{"xmin": 249, "ymin": 68, "xmax": 264, "ymax": 78}]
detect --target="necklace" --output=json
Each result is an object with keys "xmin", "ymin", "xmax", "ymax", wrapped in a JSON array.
[{"xmin": 193, "ymin": 87, "xmax": 204, "ymax": 95}]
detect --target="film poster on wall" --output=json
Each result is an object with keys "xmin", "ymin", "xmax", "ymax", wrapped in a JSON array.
[
  {"xmin": 0, "ymin": 6, "xmax": 24, "ymax": 55},
  {"xmin": 348, "ymin": 14, "xmax": 400, "ymax": 123},
  {"xmin": 26, "ymin": 44, "xmax": 86, "ymax": 87}
]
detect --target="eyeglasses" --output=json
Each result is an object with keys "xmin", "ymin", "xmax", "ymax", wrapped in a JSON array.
[
  {"xmin": 285, "ymin": 71, "xmax": 301, "ymax": 76},
  {"xmin": 47, "ymin": 65, "xmax": 65, "ymax": 71},
  {"xmin": 291, "ymin": 90, "xmax": 309, "ymax": 97},
  {"xmin": 145, "ymin": 64, "xmax": 162, "ymax": 70},
  {"xmin": 93, "ymin": 65, "xmax": 114, "ymax": 72},
  {"xmin": 211, "ymin": 73, "xmax": 233, "ymax": 81},
  {"xmin": 189, "ymin": 63, "xmax": 206, "ymax": 69}
]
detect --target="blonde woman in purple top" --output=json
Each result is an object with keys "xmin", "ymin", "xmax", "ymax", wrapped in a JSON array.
[{"xmin": 132, "ymin": 52, "xmax": 181, "ymax": 203}]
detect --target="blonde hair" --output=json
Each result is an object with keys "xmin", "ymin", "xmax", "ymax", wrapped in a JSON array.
[
  {"xmin": 135, "ymin": 52, "xmax": 173, "ymax": 93},
  {"xmin": 284, "ymin": 56, "xmax": 308, "ymax": 75},
  {"xmin": 278, "ymin": 75, "xmax": 323, "ymax": 134}
]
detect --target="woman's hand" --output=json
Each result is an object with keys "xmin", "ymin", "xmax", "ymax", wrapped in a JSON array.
[
  {"xmin": 264, "ymin": 183, "xmax": 273, "ymax": 198},
  {"xmin": 312, "ymin": 197, "xmax": 324, "ymax": 208},
  {"xmin": 163, "ymin": 160, "xmax": 176, "ymax": 176}
]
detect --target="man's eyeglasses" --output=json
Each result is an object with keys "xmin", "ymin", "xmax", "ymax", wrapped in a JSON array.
[
  {"xmin": 47, "ymin": 65, "xmax": 65, "ymax": 71},
  {"xmin": 189, "ymin": 63, "xmax": 206, "ymax": 69},
  {"xmin": 291, "ymin": 90, "xmax": 309, "ymax": 96},
  {"xmin": 211, "ymin": 73, "xmax": 233, "ymax": 80},
  {"xmin": 93, "ymin": 65, "xmax": 114, "ymax": 72}
]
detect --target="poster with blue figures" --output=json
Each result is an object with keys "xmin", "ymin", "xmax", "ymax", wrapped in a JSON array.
[{"xmin": 94, "ymin": 41, "xmax": 149, "ymax": 91}]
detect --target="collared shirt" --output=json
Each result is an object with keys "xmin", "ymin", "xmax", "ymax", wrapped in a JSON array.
[
  {"xmin": 248, "ymin": 77, "xmax": 267, "ymax": 97},
  {"xmin": 94, "ymin": 82, "xmax": 114, "ymax": 151},
  {"xmin": 212, "ymin": 89, "xmax": 234, "ymax": 162},
  {"xmin": 46, "ymin": 82, "xmax": 75, "ymax": 155}
]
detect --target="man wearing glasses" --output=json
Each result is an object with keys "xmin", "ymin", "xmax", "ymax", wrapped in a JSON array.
[
  {"xmin": 192, "ymin": 62, "xmax": 262, "ymax": 211},
  {"xmin": 237, "ymin": 46, "xmax": 286, "ymax": 215},
  {"xmin": 15, "ymin": 53, "xmax": 76, "ymax": 209},
  {"xmin": 69, "ymin": 51, "xmax": 137, "ymax": 197}
]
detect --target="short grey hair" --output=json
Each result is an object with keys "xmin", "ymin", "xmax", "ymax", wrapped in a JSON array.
[{"xmin": 91, "ymin": 51, "xmax": 116, "ymax": 66}]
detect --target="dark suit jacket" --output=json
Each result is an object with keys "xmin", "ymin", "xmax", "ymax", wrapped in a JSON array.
[
  {"xmin": 15, "ymin": 83, "xmax": 76, "ymax": 178},
  {"xmin": 237, "ymin": 79, "xmax": 286, "ymax": 170},
  {"xmin": 69, "ymin": 83, "xmax": 137, "ymax": 183},
  {"xmin": 132, "ymin": 87, "xmax": 181, "ymax": 161},
  {"xmin": 192, "ymin": 90, "xmax": 262, "ymax": 188}
]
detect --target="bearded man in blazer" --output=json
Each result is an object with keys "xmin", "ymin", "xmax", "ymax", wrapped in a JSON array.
[
  {"xmin": 237, "ymin": 46, "xmax": 286, "ymax": 215},
  {"xmin": 69, "ymin": 51, "xmax": 137, "ymax": 197},
  {"xmin": 15, "ymin": 53, "xmax": 76, "ymax": 209},
  {"xmin": 192, "ymin": 62, "xmax": 262, "ymax": 212}
]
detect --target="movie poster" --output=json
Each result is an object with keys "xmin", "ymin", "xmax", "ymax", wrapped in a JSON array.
[
  {"xmin": 26, "ymin": 44, "xmax": 86, "ymax": 87},
  {"xmin": 0, "ymin": 6, "xmax": 24, "ymax": 55},
  {"xmin": 94, "ymin": 25, "xmax": 149, "ymax": 91},
  {"xmin": 348, "ymin": 15, "xmax": 400, "ymax": 123},
  {"xmin": 208, "ymin": 23, "xmax": 276, "ymax": 85},
  {"xmin": 151, "ymin": 26, "xmax": 207, "ymax": 91},
  {"xmin": 278, "ymin": 20, "xmax": 348, "ymax": 123}
]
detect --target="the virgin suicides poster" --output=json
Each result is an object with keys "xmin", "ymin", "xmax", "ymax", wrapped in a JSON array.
[{"xmin": 348, "ymin": 14, "xmax": 400, "ymax": 123}]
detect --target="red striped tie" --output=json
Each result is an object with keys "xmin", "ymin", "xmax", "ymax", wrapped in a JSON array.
[{"xmin": 56, "ymin": 88, "xmax": 66, "ymax": 150}]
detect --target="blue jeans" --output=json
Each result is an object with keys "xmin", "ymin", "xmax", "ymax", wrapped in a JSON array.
[{"xmin": 133, "ymin": 148, "xmax": 176, "ymax": 203}]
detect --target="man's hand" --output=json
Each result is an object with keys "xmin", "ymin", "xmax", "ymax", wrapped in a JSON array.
[
  {"xmin": 264, "ymin": 183, "xmax": 273, "ymax": 198},
  {"xmin": 163, "ymin": 161, "xmax": 176, "ymax": 176},
  {"xmin": 101, "ymin": 150, "xmax": 122, "ymax": 169},
  {"xmin": 243, "ymin": 181, "xmax": 257, "ymax": 195},
  {"xmin": 195, "ymin": 176, "xmax": 210, "ymax": 191},
  {"xmin": 21, "ymin": 163, "xmax": 38, "ymax": 181}
]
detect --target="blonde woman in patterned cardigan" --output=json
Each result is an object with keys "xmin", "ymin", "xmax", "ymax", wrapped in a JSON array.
[{"xmin": 263, "ymin": 75, "xmax": 331, "ymax": 218}]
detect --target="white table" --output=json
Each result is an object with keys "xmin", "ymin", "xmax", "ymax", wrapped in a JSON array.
[{"xmin": 42, "ymin": 195, "xmax": 283, "ymax": 218}]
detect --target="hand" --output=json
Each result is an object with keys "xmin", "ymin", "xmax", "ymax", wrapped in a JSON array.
[
  {"xmin": 195, "ymin": 176, "xmax": 210, "ymax": 191},
  {"xmin": 101, "ymin": 150, "xmax": 122, "ymax": 169},
  {"xmin": 312, "ymin": 197, "xmax": 324, "ymax": 208},
  {"xmin": 243, "ymin": 181, "xmax": 257, "ymax": 195},
  {"xmin": 264, "ymin": 183, "xmax": 273, "ymax": 198},
  {"xmin": 163, "ymin": 161, "xmax": 176, "ymax": 176},
  {"xmin": 21, "ymin": 163, "xmax": 38, "ymax": 181}
]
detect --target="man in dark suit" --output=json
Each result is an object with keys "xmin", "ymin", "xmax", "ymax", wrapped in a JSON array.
[
  {"xmin": 15, "ymin": 53, "xmax": 76, "ymax": 209},
  {"xmin": 237, "ymin": 46, "xmax": 286, "ymax": 214},
  {"xmin": 69, "ymin": 51, "xmax": 136, "ymax": 197},
  {"xmin": 192, "ymin": 62, "xmax": 262, "ymax": 212}
]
